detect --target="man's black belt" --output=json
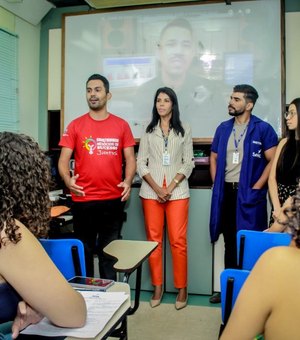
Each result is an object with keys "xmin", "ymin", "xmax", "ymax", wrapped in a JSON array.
[{"xmin": 224, "ymin": 182, "xmax": 239, "ymax": 190}]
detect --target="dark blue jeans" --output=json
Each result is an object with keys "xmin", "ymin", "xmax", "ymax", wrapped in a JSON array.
[{"xmin": 72, "ymin": 198, "xmax": 125, "ymax": 280}]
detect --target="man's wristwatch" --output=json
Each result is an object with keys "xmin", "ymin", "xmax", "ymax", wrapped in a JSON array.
[{"xmin": 173, "ymin": 178, "xmax": 180, "ymax": 186}]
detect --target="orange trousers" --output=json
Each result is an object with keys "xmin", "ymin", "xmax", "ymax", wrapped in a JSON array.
[{"xmin": 141, "ymin": 198, "xmax": 189, "ymax": 288}]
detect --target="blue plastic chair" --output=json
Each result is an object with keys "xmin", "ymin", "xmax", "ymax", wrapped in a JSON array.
[
  {"xmin": 39, "ymin": 238, "xmax": 86, "ymax": 280},
  {"xmin": 237, "ymin": 230, "xmax": 291, "ymax": 270},
  {"xmin": 219, "ymin": 269, "xmax": 250, "ymax": 337}
]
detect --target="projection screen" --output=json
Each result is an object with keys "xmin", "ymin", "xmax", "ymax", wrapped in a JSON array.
[{"xmin": 63, "ymin": 0, "xmax": 283, "ymax": 138}]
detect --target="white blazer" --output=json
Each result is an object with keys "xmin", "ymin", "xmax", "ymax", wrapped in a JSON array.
[{"xmin": 137, "ymin": 122, "xmax": 195, "ymax": 200}]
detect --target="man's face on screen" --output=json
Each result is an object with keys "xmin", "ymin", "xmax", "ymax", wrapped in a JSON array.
[{"xmin": 158, "ymin": 26, "xmax": 195, "ymax": 78}]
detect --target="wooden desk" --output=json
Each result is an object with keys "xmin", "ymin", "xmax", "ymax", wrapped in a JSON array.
[
  {"xmin": 18, "ymin": 283, "xmax": 130, "ymax": 340},
  {"xmin": 103, "ymin": 240, "xmax": 158, "ymax": 314},
  {"xmin": 66, "ymin": 282, "xmax": 131, "ymax": 340}
]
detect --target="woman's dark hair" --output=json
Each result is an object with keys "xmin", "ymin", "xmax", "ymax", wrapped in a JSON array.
[
  {"xmin": 146, "ymin": 87, "xmax": 185, "ymax": 136},
  {"xmin": 0, "ymin": 132, "xmax": 51, "ymax": 247},
  {"xmin": 277, "ymin": 97, "xmax": 300, "ymax": 171}
]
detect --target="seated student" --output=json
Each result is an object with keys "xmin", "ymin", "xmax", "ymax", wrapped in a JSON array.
[
  {"xmin": 0, "ymin": 132, "xmax": 87, "ymax": 339},
  {"xmin": 220, "ymin": 185, "xmax": 300, "ymax": 340}
]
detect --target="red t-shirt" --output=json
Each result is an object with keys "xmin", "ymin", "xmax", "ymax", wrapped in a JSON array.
[{"xmin": 59, "ymin": 113, "xmax": 135, "ymax": 201}]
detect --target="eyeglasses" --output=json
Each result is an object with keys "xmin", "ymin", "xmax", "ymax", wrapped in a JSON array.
[{"xmin": 284, "ymin": 111, "xmax": 297, "ymax": 119}]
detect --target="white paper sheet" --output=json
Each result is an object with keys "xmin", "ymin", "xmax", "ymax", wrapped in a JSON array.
[{"xmin": 21, "ymin": 291, "xmax": 128, "ymax": 338}]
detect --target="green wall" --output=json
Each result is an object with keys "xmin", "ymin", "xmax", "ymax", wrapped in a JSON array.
[
  {"xmin": 39, "ymin": 5, "xmax": 88, "ymax": 148},
  {"xmin": 285, "ymin": 0, "xmax": 300, "ymax": 12}
]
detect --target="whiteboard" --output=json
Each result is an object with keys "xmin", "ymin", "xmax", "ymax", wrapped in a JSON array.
[{"xmin": 63, "ymin": 0, "xmax": 283, "ymax": 138}]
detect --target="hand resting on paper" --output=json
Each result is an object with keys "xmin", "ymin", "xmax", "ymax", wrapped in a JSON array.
[{"xmin": 11, "ymin": 301, "xmax": 43, "ymax": 339}]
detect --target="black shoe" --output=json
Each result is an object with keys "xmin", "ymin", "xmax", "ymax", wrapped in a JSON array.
[{"xmin": 209, "ymin": 292, "xmax": 221, "ymax": 304}]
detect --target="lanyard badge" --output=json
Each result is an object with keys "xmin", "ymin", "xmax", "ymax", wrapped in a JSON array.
[
  {"xmin": 163, "ymin": 151, "xmax": 170, "ymax": 166},
  {"xmin": 232, "ymin": 124, "xmax": 248, "ymax": 165},
  {"xmin": 161, "ymin": 127, "xmax": 171, "ymax": 166},
  {"xmin": 232, "ymin": 152, "xmax": 239, "ymax": 164}
]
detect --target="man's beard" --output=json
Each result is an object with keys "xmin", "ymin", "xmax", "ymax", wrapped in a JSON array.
[
  {"xmin": 228, "ymin": 107, "xmax": 245, "ymax": 117},
  {"xmin": 88, "ymin": 100, "xmax": 105, "ymax": 111}
]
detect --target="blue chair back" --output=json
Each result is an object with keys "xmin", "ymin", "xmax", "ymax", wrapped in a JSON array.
[
  {"xmin": 40, "ymin": 238, "xmax": 86, "ymax": 280},
  {"xmin": 237, "ymin": 230, "xmax": 291, "ymax": 270},
  {"xmin": 220, "ymin": 269, "xmax": 250, "ymax": 325}
]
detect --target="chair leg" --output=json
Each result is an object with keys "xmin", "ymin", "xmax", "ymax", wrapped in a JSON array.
[
  {"xmin": 224, "ymin": 277, "xmax": 234, "ymax": 325},
  {"xmin": 122, "ymin": 265, "xmax": 143, "ymax": 315},
  {"xmin": 119, "ymin": 317, "xmax": 128, "ymax": 340},
  {"xmin": 108, "ymin": 316, "xmax": 128, "ymax": 340},
  {"xmin": 129, "ymin": 265, "xmax": 142, "ymax": 315},
  {"xmin": 218, "ymin": 323, "xmax": 225, "ymax": 339}
]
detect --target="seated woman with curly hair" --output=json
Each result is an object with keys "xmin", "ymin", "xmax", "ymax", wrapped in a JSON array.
[
  {"xmin": 0, "ymin": 132, "xmax": 86, "ymax": 338},
  {"xmin": 220, "ymin": 184, "xmax": 300, "ymax": 340}
]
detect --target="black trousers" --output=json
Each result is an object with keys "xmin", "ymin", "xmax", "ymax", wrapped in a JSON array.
[
  {"xmin": 220, "ymin": 184, "xmax": 239, "ymax": 269},
  {"xmin": 72, "ymin": 198, "xmax": 125, "ymax": 280}
]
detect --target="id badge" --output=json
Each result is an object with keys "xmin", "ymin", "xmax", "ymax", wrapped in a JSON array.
[
  {"xmin": 162, "ymin": 152, "xmax": 170, "ymax": 166},
  {"xmin": 232, "ymin": 152, "xmax": 239, "ymax": 164}
]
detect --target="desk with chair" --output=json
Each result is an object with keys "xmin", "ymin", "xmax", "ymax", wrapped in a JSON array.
[
  {"xmin": 103, "ymin": 239, "xmax": 158, "ymax": 315},
  {"xmin": 40, "ymin": 238, "xmax": 157, "ymax": 340},
  {"xmin": 18, "ymin": 282, "xmax": 131, "ymax": 340},
  {"xmin": 66, "ymin": 282, "xmax": 131, "ymax": 340}
]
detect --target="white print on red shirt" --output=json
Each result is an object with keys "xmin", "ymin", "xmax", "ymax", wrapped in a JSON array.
[{"xmin": 82, "ymin": 136, "xmax": 119, "ymax": 156}]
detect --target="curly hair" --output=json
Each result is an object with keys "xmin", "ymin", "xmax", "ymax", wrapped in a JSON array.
[
  {"xmin": 0, "ymin": 132, "xmax": 51, "ymax": 247},
  {"xmin": 281, "ymin": 183, "xmax": 300, "ymax": 248}
]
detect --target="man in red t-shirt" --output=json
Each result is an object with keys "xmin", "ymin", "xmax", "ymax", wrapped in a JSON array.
[{"xmin": 59, "ymin": 74, "xmax": 136, "ymax": 279}]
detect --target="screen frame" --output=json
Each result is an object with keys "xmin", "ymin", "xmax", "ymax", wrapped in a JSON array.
[{"xmin": 61, "ymin": 0, "xmax": 286, "ymax": 142}]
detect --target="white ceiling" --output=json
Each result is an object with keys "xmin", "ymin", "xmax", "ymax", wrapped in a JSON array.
[{"xmin": 0, "ymin": 0, "xmax": 54, "ymax": 25}]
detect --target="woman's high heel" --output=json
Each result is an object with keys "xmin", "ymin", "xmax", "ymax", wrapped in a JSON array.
[
  {"xmin": 175, "ymin": 294, "xmax": 188, "ymax": 310},
  {"xmin": 150, "ymin": 293, "xmax": 163, "ymax": 308},
  {"xmin": 150, "ymin": 287, "xmax": 163, "ymax": 308},
  {"xmin": 175, "ymin": 288, "xmax": 188, "ymax": 310}
]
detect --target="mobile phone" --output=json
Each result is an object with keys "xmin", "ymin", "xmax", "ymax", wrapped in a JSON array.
[{"xmin": 68, "ymin": 276, "xmax": 115, "ymax": 291}]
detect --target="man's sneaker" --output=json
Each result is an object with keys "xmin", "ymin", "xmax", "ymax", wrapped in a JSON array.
[{"xmin": 209, "ymin": 292, "xmax": 221, "ymax": 304}]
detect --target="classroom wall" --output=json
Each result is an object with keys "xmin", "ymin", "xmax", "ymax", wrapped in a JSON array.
[
  {"xmin": 285, "ymin": 12, "xmax": 300, "ymax": 103},
  {"xmin": 39, "ymin": 5, "xmax": 88, "ymax": 149},
  {"xmin": 0, "ymin": 6, "xmax": 40, "ymax": 141},
  {"xmin": 17, "ymin": 17, "xmax": 40, "ymax": 140},
  {"xmin": 0, "ymin": 6, "xmax": 14, "ymax": 31}
]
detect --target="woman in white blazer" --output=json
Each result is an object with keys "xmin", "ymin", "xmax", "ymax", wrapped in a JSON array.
[{"xmin": 137, "ymin": 87, "xmax": 194, "ymax": 310}]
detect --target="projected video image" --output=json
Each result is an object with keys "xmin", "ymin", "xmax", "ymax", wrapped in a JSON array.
[{"xmin": 64, "ymin": 0, "xmax": 282, "ymax": 138}]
